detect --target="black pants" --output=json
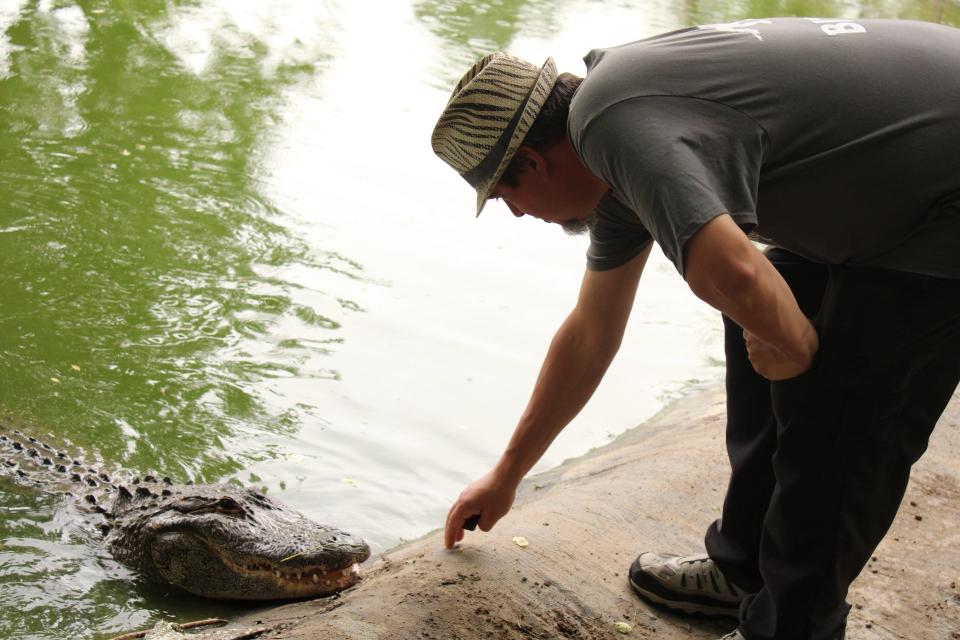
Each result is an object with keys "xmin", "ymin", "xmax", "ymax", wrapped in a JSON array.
[{"xmin": 704, "ymin": 248, "xmax": 960, "ymax": 640}]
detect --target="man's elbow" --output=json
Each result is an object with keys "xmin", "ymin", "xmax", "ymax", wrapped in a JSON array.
[
  {"xmin": 562, "ymin": 307, "xmax": 623, "ymax": 362},
  {"xmin": 686, "ymin": 254, "xmax": 760, "ymax": 307}
]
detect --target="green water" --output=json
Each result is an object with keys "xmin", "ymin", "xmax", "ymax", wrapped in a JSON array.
[
  {"xmin": 0, "ymin": 1, "xmax": 357, "ymax": 477},
  {"xmin": 1, "ymin": 1, "xmax": 957, "ymax": 638},
  {"xmin": 0, "ymin": 2, "xmax": 360, "ymax": 636}
]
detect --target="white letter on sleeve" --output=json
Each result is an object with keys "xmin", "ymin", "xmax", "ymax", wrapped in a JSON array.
[{"xmin": 821, "ymin": 22, "xmax": 866, "ymax": 36}]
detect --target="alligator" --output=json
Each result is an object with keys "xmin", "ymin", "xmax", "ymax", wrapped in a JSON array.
[{"xmin": 0, "ymin": 429, "xmax": 370, "ymax": 600}]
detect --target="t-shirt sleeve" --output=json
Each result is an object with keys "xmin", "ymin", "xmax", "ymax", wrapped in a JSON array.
[
  {"xmin": 576, "ymin": 96, "xmax": 765, "ymax": 276},
  {"xmin": 586, "ymin": 192, "xmax": 653, "ymax": 271}
]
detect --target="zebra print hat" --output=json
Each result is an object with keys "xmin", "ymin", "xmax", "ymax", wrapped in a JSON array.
[{"xmin": 431, "ymin": 52, "xmax": 558, "ymax": 216}]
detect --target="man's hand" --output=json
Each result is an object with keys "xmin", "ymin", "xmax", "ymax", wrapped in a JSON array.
[
  {"xmin": 744, "ymin": 319, "xmax": 819, "ymax": 380},
  {"xmin": 444, "ymin": 468, "xmax": 518, "ymax": 549},
  {"xmin": 685, "ymin": 215, "xmax": 818, "ymax": 380}
]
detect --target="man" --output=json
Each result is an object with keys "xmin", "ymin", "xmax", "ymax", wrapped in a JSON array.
[{"xmin": 430, "ymin": 18, "xmax": 960, "ymax": 640}]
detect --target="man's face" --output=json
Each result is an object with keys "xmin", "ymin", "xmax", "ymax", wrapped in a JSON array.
[
  {"xmin": 490, "ymin": 181, "xmax": 589, "ymax": 230},
  {"xmin": 488, "ymin": 146, "xmax": 605, "ymax": 233}
]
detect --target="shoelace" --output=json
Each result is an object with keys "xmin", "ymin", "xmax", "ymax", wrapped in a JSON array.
[{"xmin": 679, "ymin": 556, "xmax": 739, "ymax": 597}]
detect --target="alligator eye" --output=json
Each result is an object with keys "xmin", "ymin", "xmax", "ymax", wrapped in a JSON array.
[
  {"xmin": 217, "ymin": 497, "xmax": 244, "ymax": 513},
  {"xmin": 172, "ymin": 496, "xmax": 247, "ymax": 515},
  {"xmin": 175, "ymin": 497, "xmax": 213, "ymax": 512}
]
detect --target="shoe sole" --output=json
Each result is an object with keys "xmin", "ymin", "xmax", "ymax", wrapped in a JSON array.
[{"xmin": 629, "ymin": 573, "xmax": 740, "ymax": 619}]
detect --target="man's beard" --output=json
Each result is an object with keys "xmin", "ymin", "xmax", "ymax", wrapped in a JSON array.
[{"xmin": 561, "ymin": 211, "xmax": 597, "ymax": 236}]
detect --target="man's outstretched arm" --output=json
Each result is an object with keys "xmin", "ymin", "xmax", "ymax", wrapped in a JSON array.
[
  {"xmin": 684, "ymin": 214, "xmax": 818, "ymax": 380},
  {"xmin": 443, "ymin": 246, "xmax": 651, "ymax": 549}
]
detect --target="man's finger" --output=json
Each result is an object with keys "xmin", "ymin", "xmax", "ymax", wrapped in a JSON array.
[
  {"xmin": 478, "ymin": 511, "xmax": 498, "ymax": 532},
  {"xmin": 444, "ymin": 504, "xmax": 463, "ymax": 549}
]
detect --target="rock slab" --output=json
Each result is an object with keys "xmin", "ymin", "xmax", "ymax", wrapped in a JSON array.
[{"xmin": 229, "ymin": 387, "xmax": 960, "ymax": 640}]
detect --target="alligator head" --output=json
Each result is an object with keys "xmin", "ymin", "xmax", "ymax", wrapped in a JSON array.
[{"xmin": 105, "ymin": 483, "xmax": 370, "ymax": 600}]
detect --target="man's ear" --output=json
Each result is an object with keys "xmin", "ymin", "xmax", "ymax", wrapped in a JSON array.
[{"xmin": 513, "ymin": 146, "xmax": 548, "ymax": 176}]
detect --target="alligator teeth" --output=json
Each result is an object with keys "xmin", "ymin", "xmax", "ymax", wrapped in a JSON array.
[{"xmin": 312, "ymin": 574, "xmax": 319, "ymax": 583}]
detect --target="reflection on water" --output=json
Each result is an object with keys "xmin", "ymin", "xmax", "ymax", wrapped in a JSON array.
[
  {"xmin": 0, "ymin": 1, "xmax": 363, "ymax": 637},
  {"xmin": 415, "ymin": 0, "xmax": 561, "ymax": 82},
  {"xmin": 0, "ymin": 0, "xmax": 356, "ymax": 476},
  {"xmin": 1, "ymin": 0, "xmax": 958, "ymax": 638},
  {"xmin": 684, "ymin": 0, "xmax": 959, "ymax": 24}
]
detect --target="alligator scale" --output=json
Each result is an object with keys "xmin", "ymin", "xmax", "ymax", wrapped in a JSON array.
[{"xmin": 0, "ymin": 430, "xmax": 370, "ymax": 600}]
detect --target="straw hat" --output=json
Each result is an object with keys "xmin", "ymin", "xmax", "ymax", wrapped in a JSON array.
[{"xmin": 431, "ymin": 52, "xmax": 558, "ymax": 216}]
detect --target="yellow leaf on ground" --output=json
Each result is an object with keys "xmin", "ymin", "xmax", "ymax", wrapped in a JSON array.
[
  {"xmin": 613, "ymin": 621, "xmax": 633, "ymax": 634},
  {"xmin": 512, "ymin": 536, "xmax": 528, "ymax": 548},
  {"xmin": 70, "ymin": 364, "xmax": 81, "ymax": 371},
  {"xmin": 50, "ymin": 377, "xmax": 60, "ymax": 384}
]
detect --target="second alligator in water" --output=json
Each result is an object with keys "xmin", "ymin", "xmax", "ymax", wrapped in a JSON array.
[{"xmin": 0, "ymin": 430, "xmax": 370, "ymax": 600}]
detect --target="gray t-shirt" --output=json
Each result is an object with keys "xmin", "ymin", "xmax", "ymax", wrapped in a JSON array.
[{"xmin": 569, "ymin": 18, "xmax": 960, "ymax": 278}]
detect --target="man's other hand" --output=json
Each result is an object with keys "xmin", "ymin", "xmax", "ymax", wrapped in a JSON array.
[
  {"xmin": 744, "ymin": 320, "xmax": 819, "ymax": 380},
  {"xmin": 444, "ymin": 469, "xmax": 518, "ymax": 549}
]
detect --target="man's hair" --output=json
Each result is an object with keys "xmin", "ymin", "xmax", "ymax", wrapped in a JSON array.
[{"xmin": 499, "ymin": 72, "xmax": 583, "ymax": 187}]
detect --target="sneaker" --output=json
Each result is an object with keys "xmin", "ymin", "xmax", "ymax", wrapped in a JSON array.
[
  {"xmin": 717, "ymin": 630, "xmax": 843, "ymax": 640},
  {"xmin": 629, "ymin": 552, "xmax": 745, "ymax": 618}
]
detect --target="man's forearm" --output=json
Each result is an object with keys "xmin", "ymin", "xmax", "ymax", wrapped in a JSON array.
[
  {"xmin": 490, "ymin": 249, "xmax": 648, "ymax": 486},
  {"xmin": 493, "ymin": 310, "xmax": 618, "ymax": 485},
  {"xmin": 707, "ymin": 255, "xmax": 815, "ymax": 362},
  {"xmin": 685, "ymin": 215, "xmax": 817, "ymax": 371},
  {"xmin": 441, "ymin": 254, "xmax": 646, "ymax": 547}
]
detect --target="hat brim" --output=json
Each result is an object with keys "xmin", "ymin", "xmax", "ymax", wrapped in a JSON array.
[{"xmin": 474, "ymin": 57, "xmax": 558, "ymax": 217}]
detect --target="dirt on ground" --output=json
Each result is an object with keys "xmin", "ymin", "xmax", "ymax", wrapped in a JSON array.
[{"xmin": 215, "ymin": 386, "xmax": 960, "ymax": 640}]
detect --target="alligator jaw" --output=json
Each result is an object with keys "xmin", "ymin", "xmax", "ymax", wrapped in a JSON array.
[
  {"xmin": 149, "ymin": 531, "xmax": 367, "ymax": 600},
  {"xmin": 242, "ymin": 560, "xmax": 363, "ymax": 597},
  {"xmin": 213, "ymin": 545, "xmax": 365, "ymax": 598}
]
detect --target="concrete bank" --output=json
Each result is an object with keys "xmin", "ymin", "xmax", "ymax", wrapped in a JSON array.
[{"xmin": 225, "ymin": 386, "xmax": 960, "ymax": 640}]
